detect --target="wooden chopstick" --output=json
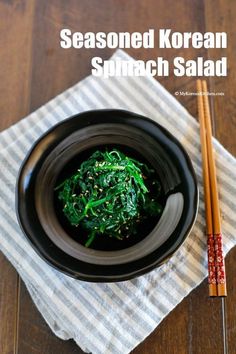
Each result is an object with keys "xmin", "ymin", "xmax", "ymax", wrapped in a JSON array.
[
  {"xmin": 196, "ymin": 80, "xmax": 227, "ymax": 297},
  {"xmin": 197, "ymin": 80, "xmax": 217, "ymax": 297}
]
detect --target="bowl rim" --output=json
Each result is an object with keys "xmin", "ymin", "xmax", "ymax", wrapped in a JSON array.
[{"xmin": 16, "ymin": 109, "xmax": 199, "ymax": 282}]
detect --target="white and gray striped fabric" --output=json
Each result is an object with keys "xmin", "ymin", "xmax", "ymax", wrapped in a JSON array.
[{"xmin": 0, "ymin": 50, "xmax": 236, "ymax": 354}]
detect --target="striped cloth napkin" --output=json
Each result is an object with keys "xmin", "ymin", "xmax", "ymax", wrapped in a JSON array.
[{"xmin": 0, "ymin": 50, "xmax": 236, "ymax": 354}]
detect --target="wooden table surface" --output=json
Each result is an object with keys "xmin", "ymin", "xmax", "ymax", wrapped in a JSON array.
[{"xmin": 0, "ymin": 1, "xmax": 235, "ymax": 353}]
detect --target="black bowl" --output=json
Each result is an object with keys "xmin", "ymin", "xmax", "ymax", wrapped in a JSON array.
[{"xmin": 16, "ymin": 109, "xmax": 198, "ymax": 282}]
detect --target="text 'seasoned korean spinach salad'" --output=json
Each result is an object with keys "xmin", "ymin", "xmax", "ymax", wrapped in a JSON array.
[{"xmin": 55, "ymin": 149, "xmax": 163, "ymax": 248}]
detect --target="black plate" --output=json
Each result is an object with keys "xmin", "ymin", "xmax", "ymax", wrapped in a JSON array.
[{"xmin": 16, "ymin": 109, "xmax": 198, "ymax": 282}]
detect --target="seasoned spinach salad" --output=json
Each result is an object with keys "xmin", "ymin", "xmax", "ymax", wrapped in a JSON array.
[{"xmin": 55, "ymin": 149, "xmax": 162, "ymax": 247}]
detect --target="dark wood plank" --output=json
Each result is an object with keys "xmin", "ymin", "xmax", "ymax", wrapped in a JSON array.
[
  {"xmin": 0, "ymin": 1, "xmax": 35, "ymax": 353},
  {"xmin": 204, "ymin": 0, "xmax": 236, "ymax": 155},
  {"xmin": 0, "ymin": 0, "xmax": 35, "ymax": 130},
  {"xmin": 204, "ymin": 1, "xmax": 236, "ymax": 353},
  {"xmin": 0, "ymin": 255, "xmax": 19, "ymax": 354},
  {"xmin": 224, "ymin": 248, "xmax": 236, "ymax": 354}
]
